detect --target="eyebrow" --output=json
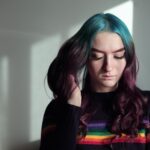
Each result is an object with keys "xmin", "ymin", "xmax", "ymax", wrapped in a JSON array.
[{"xmin": 91, "ymin": 47, "xmax": 125, "ymax": 53}]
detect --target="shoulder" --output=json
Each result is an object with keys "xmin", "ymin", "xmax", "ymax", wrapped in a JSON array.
[
  {"xmin": 140, "ymin": 90, "xmax": 150, "ymax": 116},
  {"xmin": 141, "ymin": 90, "xmax": 150, "ymax": 97},
  {"xmin": 140, "ymin": 91, "xmax": 150, "ymax": 130},
  {"xmin": 43, "ymin": 99, "xmax": 64, "ymax": 117},
  {"xmin": 44, "ymin": 98, "xmax": 81, "ymax": 117},
  {"xmin": 140, "ymin": 90, "xmax": 150, "ymax": 104},
  {"xmin": 44, "ymin": 99, "xmax": 57, "ymax": 116},
  {"xmin": 42, "ymin": 99, "xmax": 64, "ymax": 128},
  {"xmin": 42, "ymin": 99, "xmax": 58, "ymax": 122}
]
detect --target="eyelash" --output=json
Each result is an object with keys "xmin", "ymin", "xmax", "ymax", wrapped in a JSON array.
[
  {"xmin": 90, "ymin": 54, "xmax": 103, "ymax": 60},
  {"xmin": 90, "ymin": 53, "xmax": 125, "ymax": 60},
  {"xmin": 114, "ymin": 55, "xmax": 125, "ymax": 59}
]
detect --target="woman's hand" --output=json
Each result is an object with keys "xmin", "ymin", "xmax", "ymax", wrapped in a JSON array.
[{"xmin": 67, "ymin": 75, "xmax": 81, "ymax": 107}]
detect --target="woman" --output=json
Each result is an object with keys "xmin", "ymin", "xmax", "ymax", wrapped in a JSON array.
[{"xmin": 39, "ymin": 13, "xmax": 150, "ymax": 150}]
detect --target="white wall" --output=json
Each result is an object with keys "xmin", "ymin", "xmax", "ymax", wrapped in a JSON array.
[{"xmin": 0, "ymin": 0, "xmax": 150, "ymax": 149}]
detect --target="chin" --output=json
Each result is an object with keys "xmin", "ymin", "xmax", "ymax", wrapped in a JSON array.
[{"xmin": 100, "ymin": 81, "xmax": 117, "ymax": 88}]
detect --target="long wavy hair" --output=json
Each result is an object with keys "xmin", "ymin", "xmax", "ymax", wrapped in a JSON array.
[{"xmin": 47, "ymin": 13, "xmax": 146, "ymax": 136}]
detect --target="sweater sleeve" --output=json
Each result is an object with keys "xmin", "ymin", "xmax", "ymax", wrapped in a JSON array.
[{"xmin": 39, "ymin": 99, "xmax": 81, "ymax": 150}]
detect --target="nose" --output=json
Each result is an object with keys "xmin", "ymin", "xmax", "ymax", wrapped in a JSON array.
[{"xmin": 102, "ymin": 55, "xmax": 113, "ymax": 72}]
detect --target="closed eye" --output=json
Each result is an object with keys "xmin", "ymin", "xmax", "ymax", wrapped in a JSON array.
[
  {"xmin": 114, "ymin": 51, "xmax": 125, "ymax": 59},
  {"xmin": 90, "ymin": 53, "xmax": 104, "ymax": 60}
]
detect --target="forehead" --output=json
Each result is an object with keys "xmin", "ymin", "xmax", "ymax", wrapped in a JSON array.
[{"xmin": 92, "ymin": 32, "xmax": 124, "ymax": 53}]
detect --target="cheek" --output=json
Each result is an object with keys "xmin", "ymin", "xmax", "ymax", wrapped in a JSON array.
[
  {"xmin": 118, "ymin": 61, "xmax": 126, "ymax": 74},
  {"xmin": 87, "ymin": 61, "xmax": 103, "ymax": 73}
]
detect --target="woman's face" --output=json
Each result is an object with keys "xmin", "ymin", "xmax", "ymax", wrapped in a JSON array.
[{"xmin": 87, "ymin": 32, "xmax": 126, "ymax": 92}]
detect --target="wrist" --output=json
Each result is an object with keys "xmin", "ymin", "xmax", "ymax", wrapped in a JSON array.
[{"xmin": 67, "ymin": 99, "xmax": 81, "ymax": 107}]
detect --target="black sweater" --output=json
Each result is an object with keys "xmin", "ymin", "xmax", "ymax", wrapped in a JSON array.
[{"xmin": 39, "ymin": 91, "xmax": 150, "ymax": 150}]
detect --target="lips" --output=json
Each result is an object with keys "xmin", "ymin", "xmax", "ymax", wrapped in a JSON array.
[{"xmin": 101, "ymin": 75, "xmax": 116, "ymax": 80}]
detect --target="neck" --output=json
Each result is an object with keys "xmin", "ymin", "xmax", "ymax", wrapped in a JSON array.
[{"xmin": 90, "ymin": 82, "xmax": 118, "ymax": 93}]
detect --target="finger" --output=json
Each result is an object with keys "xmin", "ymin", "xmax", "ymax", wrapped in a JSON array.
[{"xmin": 68, "ymin": 74, "xmax": 77, "ymax": 91}]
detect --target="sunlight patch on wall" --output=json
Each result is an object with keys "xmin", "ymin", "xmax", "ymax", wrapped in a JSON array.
[
  {"xmin": 0, "ymin": 56, "xmax": 9, "ymax": 103},
  {"xmin": 104, "ymin": 0, "xmax": 134, "ymax": 34},
  {"xmin": 30, "ymin": 34, "xmax": 62, "ymax": 141},
  {"xmin": 0, "ymin": 56, "xmax": 9, "ymax": 150}
]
